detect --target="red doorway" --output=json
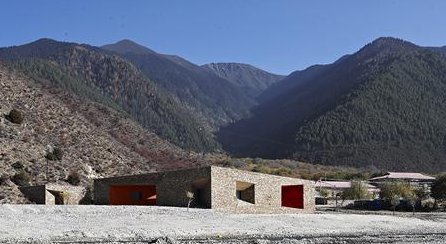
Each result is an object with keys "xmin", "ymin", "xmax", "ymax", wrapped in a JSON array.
[
  {"xmin": 109, "ymin": 185, "xmax": 156, "ymax": 205},
  {"xmin": 281, "ymin": 185, "xmax": 304, "ymax": 209}
]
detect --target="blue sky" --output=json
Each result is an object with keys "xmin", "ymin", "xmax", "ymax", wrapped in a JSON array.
[{"xmin": 2, "ymin": 0, "xmax": 446, "ymax": 74}]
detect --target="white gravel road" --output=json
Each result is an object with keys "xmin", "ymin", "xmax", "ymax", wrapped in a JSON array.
[{"xmin": 0, "ymin": 205, "xmax": 445, "ymax": 243}]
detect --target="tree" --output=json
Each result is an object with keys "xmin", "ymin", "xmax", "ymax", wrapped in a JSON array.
[
  {"xmin": 390, "ymin": 195, "xmax": 400, "ymax": 215},
  {"xmin": 380, "ymin": 181, "xmax": 416, "ymax": 213},
  {"xmin": 379, "ymin": 181, "xmax": 414, "ymax": 201},
  {"xmin": 414, "ymin": 186, "xmax": 430, "ymax": 201},
  {"xmin": 186, "ymin": 191, "xmax": 194, "ymax": 211},
  {"xmin": 318, "ymin": 188, "xmax": 330, "ymax": 198},
  {"xmin": 66, "ymin": 171, "xmax": 80, "ymax": 186},
  {"xmin": 342, "ymin": 181, "xmax": 371, "ymax": 200},
  {"xmin": 431, "ymin": 174, "xmax": 446, "ymax": 203},
  {"xmin": 406, "ymin": 192, "xmax": 417, "ymax": 215}
]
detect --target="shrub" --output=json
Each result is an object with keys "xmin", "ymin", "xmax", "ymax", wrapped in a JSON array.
[
  {"xmin": 232, "ymin": 160, "xmax": 246, "ymax": 168},
  {"xmin": 11, "ymin": 171, "xmax": 31, "ymax": 187},
  {"xmin": 414, "ymin": 187, "xmax": 430, "ymax": 200},
  {"xmin": 45, "ymin": 147, "xmax": 64, "ymax": 161},
  {"xmin": 273, "ymin": 167, "xmax": 294, "ymax": 177},
  {"xmin": 66, "ymin": 171, "xmax": 81, "ymax": 186},
  {"xmin": 0, "ymin": 175, "xmax": 8, "ymax": 185},
  {"xmin": 6, "ymin": 109, "xmax": 24, "ymax": 124},
  {"xmin": 45, "ymin": 152, "xmax": 56, "ymax": 161},
  {"xmin": 251, "ymin": 165, "xmax": 272, "ymax": 174},
  {"xmin": 11, "ymin": 161, "xmax": 24, "ymax": 170},
  {"xmin": 431, "ymin": 174, "xmax": 446, "ymax": 202},
  {"xmin": 53, "ymin": 147, "xmax": 64, "ymax": 160}
]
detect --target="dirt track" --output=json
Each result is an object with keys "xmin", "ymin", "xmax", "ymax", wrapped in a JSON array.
[{"xmin": 0, "ymin": 205, "xmax": 445, "ymax": 243}]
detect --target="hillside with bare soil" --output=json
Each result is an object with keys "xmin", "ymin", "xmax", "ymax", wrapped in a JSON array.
[{"xmin": 0, "ymin": 64, "xmax": 209, "ymax": 203}]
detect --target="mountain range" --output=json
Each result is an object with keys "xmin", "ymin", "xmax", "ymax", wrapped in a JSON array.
[
  {"xmin": 219, "ymin": 37, "xmax": 446, "ymax": 172},
  {"xmin": 0, "ymin": 38, "xmax": 281, "ymax": 202},
  {"xmin": 1, "ymin": 36, "xmax": 446, "ymax": 178},
  {"xmin": 202, "ymin": 62, "xmax": 284, "ymax": 98},
  {"xmin": 102, "ymin": 40, "xmax": 257, "ymax": 129}
]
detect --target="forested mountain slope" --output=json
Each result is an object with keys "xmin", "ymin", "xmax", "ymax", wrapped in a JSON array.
[
  {"xmin": 202, "ymin": 62, "xmax": 284, "ymax": 98},
  {"xmin": 0, "ymin": 39, "xmax": 218, "ymax": 152},
  {"xmin": 0, "ymin": 64, "xmax": 211, "ymax": 203},
  {"xmin": 102, "ymin": 40, "xmax": 255, "ymax": 128},
  {"xmin": 219, "ymin": 37, "xmax": 446, "ymax": 172}
]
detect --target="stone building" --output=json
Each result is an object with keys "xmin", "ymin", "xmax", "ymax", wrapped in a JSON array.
[
  {"xmin": 94, "ymin": 166, "xmax": 315, "ymax": 214},
  {"xmin": 20, "ymin": 183, "xmax": 85, "ymax": 205}
]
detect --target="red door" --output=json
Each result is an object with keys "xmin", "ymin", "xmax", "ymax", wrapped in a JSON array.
[
  {"xmin": 281, "ymin": 185, "xmax": 304, "ymax": 209},
  {"xmin": 108, "ymin": 185, "xmax": 156, "ymax": 205}
]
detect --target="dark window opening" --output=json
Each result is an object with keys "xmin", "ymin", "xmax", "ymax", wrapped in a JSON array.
[
  {"xmin": 190, "ymin": 178, "xmax": 211, "ymax": 208},
  {"xmin": 130, "ymin": 191, "xmax": 142, "ymax": 201},
  {"xmin": 235, "ymin": 181, "xmax": 255, "ymax": 204}
]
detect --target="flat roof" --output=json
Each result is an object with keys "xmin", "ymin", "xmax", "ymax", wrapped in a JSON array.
[
  {"xmin": 369, "ymin": 172, "xmax": 435, "ymax": 181},
  {"xmin": 315, "ymin": 181, "xmax": 377, "ymax": 190},
  {"xmin": 94, "ymin": 165, "xmax": 310, "ymax": 182}
]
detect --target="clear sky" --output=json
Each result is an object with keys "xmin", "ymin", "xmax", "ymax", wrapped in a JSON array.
[{"xmin": 2, "ymin": 0, "xmax": 446, "ymax": 74}]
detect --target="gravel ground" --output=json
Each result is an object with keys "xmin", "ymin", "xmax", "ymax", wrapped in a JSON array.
[{"xmin": 0, "ymin": 205, "xmax": 445, "ymax": 243}]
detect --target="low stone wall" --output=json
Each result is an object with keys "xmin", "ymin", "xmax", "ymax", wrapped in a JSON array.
[
  {"xmin": 20, "ymin": 184, "xmax": 85, "ymax": 205},
  {"xmin": 46, "ymin": 184, "xmax": 85, "ymax": 205}
]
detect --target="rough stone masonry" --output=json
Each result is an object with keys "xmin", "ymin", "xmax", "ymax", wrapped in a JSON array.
[{"xmin": 94, "ymin": 165, "xmax": 315, "ymax": 214}]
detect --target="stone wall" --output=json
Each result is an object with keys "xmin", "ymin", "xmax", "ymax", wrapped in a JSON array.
[
  {"xmin": 211, "ymin": 166, "xmax": 315, "ymax": 214},
  {"xmin": 94, "ymin": 167, "xmax": 211, "ymax": 208},
  {"xmin": 93, "ymin": 166, "xmax": 315, "ymax": 214},
  {"xmin": 20, "ymin": 184, "xmax": 85, "ymax": 205},
  {"xmin": 46, "ymin": 184, "xmax": 85, "ymax": 205},
  {"xmin": 19, "ymin": 185, "xmax": 46, "ymax": 204}
]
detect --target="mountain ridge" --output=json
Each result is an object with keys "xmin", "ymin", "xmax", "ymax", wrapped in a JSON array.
[
  {"xmin": 218, "ymin": 37, "xmax": 446, "ymax": 172},
  {"xmin": 101, "ymin": 40, "xmax": 256, "ymax": 129},
  {"xmin": 0, "ymin": 39, "xmax": 219, "ymax": 152},
  {"xmin": 202, "ymin": 62, "xmax": 284, "ymax": 98}
]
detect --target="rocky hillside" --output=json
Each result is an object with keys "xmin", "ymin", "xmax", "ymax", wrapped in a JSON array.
[
  {"xmin": 0, "ymin": 39, "xmax": 218, "ymax": 152},
  {"xmin": 0, "ymin": 64, "xmax": 211, "ymax": 203},
  {"xmin": 202, "ymin": 63, "xmax": 284, "ymax": 98},
  {"xmin": 219, "ymin": 37, "xmax": 446, "ymax": 172},
  {"xmin": 102, "ymin": 40, "xmax": 255, "ymax": 128}
]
